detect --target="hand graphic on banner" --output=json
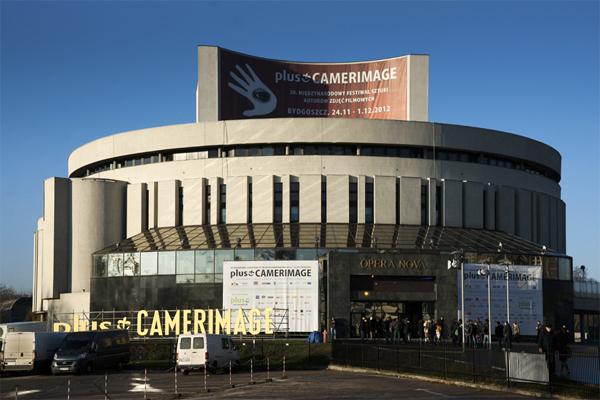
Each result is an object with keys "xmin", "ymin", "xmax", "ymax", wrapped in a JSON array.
[{"xmin": 228, "ymin": 64, "xmax": 277, "ymax": 117}]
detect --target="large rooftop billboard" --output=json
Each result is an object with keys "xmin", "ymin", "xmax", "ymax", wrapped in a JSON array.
[{"xmin": 196, "ymin": 47, "xmax": 428, "ymax": 122}]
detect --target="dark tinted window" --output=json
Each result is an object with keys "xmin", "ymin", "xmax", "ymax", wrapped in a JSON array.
[
  {"xmin": 193, "ymin": 337, "xmax": 204, "ymax": 349},
  {"xmin": 180, "ymin": 337, "xmax": 191, "ymax": 349}
]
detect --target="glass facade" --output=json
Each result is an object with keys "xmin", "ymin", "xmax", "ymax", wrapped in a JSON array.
[
  {"xmin": 93, "ymin": 248, "xmax": 329, "ymax": 280},
  {"xmin": 274, "ymin": 182, "xmax": 283, "ymax": 223},
  {"xmin": 365, "ymin": 181, "xmax": 374, "ymax": 224},
  {"xmin": 290, "ymin": 182, "xmax": 299, "ymax": 223}
]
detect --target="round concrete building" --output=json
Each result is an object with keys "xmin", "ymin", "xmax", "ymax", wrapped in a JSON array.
[{"xmin": 32, "ymin": 47, "xmax": 573, "ymax": 338}]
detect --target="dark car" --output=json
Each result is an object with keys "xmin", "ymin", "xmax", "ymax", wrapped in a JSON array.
[{"xmin": 51, "ymin": 330, "xmax": 129, "ymax": 374}]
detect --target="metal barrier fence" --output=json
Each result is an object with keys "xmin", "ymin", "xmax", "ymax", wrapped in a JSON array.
[{"xmin": 331, "ymin": 341, "xmax": 600, "ymax": 398}]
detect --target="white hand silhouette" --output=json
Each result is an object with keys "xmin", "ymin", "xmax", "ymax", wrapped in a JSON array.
[{"xmin": 228, "ymin": 64, "xmax": 277, "ymax": 117}]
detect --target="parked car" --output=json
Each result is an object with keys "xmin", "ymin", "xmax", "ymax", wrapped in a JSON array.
[
  {"xmin": 176, "ymin": 333, "xmax": 240, "ymax": 374},
  {"xmin": 51, "ymin": 330, "xmax": 129, "ymax": 374},
  {"xmin": 2, "ymin": 331, "xmax": 67, "ymax": 372}
]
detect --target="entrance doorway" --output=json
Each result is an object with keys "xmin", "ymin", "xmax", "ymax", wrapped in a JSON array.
[{"xmin": 349, "ymin": 301, "xmax": 434, "ymax": 338}]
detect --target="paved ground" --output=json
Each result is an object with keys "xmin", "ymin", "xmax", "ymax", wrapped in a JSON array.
[{"xmin": 0, "ymin": 369, "xmax": 535, "ymax": 399}]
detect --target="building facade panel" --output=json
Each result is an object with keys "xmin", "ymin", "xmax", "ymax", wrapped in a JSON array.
[
  {"xmin": 463, "ymin": 181, "xmax": 484, "ymax": 229},
  {"xmin": 399, "ymin": 177, "xmax": 421, "ymax": 225},
  {"xmin": 496, "ymin": 186, "xmax": 516, "ymax": 234},
  {"xmin": 71, "ymin": 179, "xmax": 127, "ymax": 294},
  {"xmin": 299, "ymin": 175, "xmax": 322, "ymax": 223},
  {"xmin": 327, "ymin": 175, "xmax": 350, "ymax": 223},
  {"xmin": 157, "ymin": 180, "xmax": 180, "ymax": 228},
  {"xmin": 374, "ymin": 176, "xmax": 396, "ymax": 224},
  {"xmin": 443, "ymin": 179, "xmax": 462, "ymax": 228},
  {"xmin": 126, "ymin": 183, "xmax": 147, "ymax": 238},
  {"xmin": 182, "ymin": 179, "xmax": 203, "ymax": 225}
]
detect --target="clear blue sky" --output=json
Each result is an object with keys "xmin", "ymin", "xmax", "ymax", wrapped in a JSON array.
[{"xmin": 1, "ymin": 1, "xmax": 598, "ymax": 290}]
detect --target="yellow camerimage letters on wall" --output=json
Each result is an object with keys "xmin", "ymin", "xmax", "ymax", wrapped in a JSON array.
[{"xmin": 52, "ymin": 308, "xmax": 274, "ymax": 336}]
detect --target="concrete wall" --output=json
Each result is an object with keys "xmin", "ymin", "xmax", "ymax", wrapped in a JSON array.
[
  {"xmin": 443, "ymin": 180, "xmax": 463, "ymax": 227},
  {"xmin": 226, "ymin": 176, "xmax": 249, "ymax": 224},
  {"xmin": 407, "ymin": 55, "xmax": 429, "ymax": 122},
  {"xmin": 71, "ymin": 179, "xmax": 127, "ymax": 293},
  {"xmin": 196, "ymin": 46, "xmax": 219, "ymax": 122},
  {"xmin": 157, "ymin": 180, "xmax": 180, "ymax": 227},
  {"xmin": 126, "ymin": 183, "xmax": 147, "ymax": 237},
  {"xmin": 399, "ymin": 177, "xmax": 421, "ymax": 225},
  {"xmin": 41, "ymin": 178, "xmax": 71, "ymax": 301},
  {"xmin": 464, "ymin": 181, "xmax": 484, "ymax": 229},
  {"xmin": 327, "ymin": 175, "xmax": 350, "ymax": 223},
  {"xmin": 299, "ymin": 175, "xmax": 322, "ymax": 223},
  {"xmin": 374, "ymin": 176, "xmax": 396, "ymax": 224},
  {"xmin": 68, "ymin": 119, "xmax": 562, "ymax": 189}
]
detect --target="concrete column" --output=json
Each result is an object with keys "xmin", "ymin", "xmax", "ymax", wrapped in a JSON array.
[
  {"xmin": 42, "ymin": 177, "xmax": 71, "ymax": 300},
  {"xmin": 208, "ymin": 177, "xmax": 221, "ymax": 225},
  {"xmin": 182, "ymin": 178, "xmax": 203, "ymax": 225},
  {"xmin": 464, "ymin": 181, "xmax": 484, "ymax": 229},
  {"xmin": 557, "ymin": 200, "xmax": 566, "ymax": 253},
  {"xmin": 485, "ymin": 184, "xmax": 496, "ymax": 231},
  {"xmin": 374, "ymin": 176, "xmax": 396, "ymax": 224},
  {"xmin": 71, "ymin": 178, "xmax": 126, "ymax": 293},
  {"xmin": 407, "ymin": 55, "xmax": 429, "ymax": 122},
  {"xmin": 399, "ymin": 176, "xmax": 421, "ymax": 225},
  {"xmin": 327, "ymin": 175, "xmax": 350, "ymax": 223},
  {"xmin": 32, "ymin": 218, "xmax": 44, "ymax": 312},
  {"xmin": 299, "ymin": 175, "xmax": 322, "ymax": 223},
  {"xmin": 358, "ymin": 175, "xmax": 366, "ymax": 223},
  {"xmin": 157, "ymin": 180, "xmax": 180, "ymax": 228},
  {"xmin": 516, "ymin": 189, "xmax": 533, "ymax": 241},
  {"xmin": 147, "ymin": 182, "xmax": 158, "ymax": 228},
  {"xmin": 126, "ymin": 183, "xmax": 148, "ymax": 238},
  {"xmin": 549, "ymin": 197, "xmax": 559, "ymax": 250},
  {"xmin": 253, "ymin": 175, "xmax": 274, "ymax": 223},
  {"xmin": 496, "ymin": 186, "xmax": 516, "ymax": 234},
  {"xmin": 226, "ymin": 176, "xmax": 249, "ymax": 224},
  {"xmin": 538, "ymin": 193, "xmax": 550, "ymax": 246},
  {"xmin": 442, "ymin": 179, "xmax": 463, "ymax": 228},
  {"xmin": 196, "ymin": 46, "xmax": 219, "ymax": 122}
]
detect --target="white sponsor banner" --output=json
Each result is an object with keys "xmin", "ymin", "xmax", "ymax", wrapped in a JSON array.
[
  {"xmin": 223, "ymin": 260, "xmax": 319, "ymax": 332},
  {"xmin": 458, "ymin": 264, "xmax": 543, "ymax": 336}
]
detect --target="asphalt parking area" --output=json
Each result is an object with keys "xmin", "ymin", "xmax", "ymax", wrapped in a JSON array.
[{"xmin": 0, "ymin": 369, "xmax": 536, "ymax": 399}]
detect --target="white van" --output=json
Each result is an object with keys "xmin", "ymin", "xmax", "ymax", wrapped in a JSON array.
[
  {"xmin": 0, "ymin": 322, "xmax": 47, "ymax": 353},
  {"xmin": 2, "ymin": 331, "xmax": 67, "ymax": 372},
  {"xmin": 176, "ymin": 334, "xmax": 240, "ymax": 374}
]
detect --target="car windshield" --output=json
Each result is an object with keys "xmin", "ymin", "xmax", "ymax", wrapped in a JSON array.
[{"xmin": 58, "ymin": 334, "xmax": 93, "ymax": 353}]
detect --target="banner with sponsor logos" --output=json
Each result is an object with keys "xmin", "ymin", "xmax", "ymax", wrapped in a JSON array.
[
  {"xmin": 223, "ymin": 260, "xmax": 319, "ymax": 332},
  {"xmin": 458, "ymin": 264, "xmax": 543, "ymax": 336},
  {"xmin": 219, "ymin": 48, "xmax": 408, "ymax": 120}
]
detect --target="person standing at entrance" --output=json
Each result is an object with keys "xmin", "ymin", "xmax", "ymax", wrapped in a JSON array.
[
  {"xmin": 329, "ymin": 318, "xmax": 336, "ymax": 341},
  {"xmin": 384, "ymin": 316, "xmax": 392, "ymax": 343},
  {"xmin": 556, "ymin": 325, "xmax": 571, "ymax": 376},
  {"xmin": 495, "ymin": 321, "xmax": 503, "ymax": 347},
  {"xmin": 391, "ymin": 317, "xmax": 400, "ymax": 344},
  {"xmin": 402, "ymin": 318, "xmax": 410, "ymax": 343},
  {"xmin": 538, "ymin": 323, "xmax": 556, "ymax": 377},
  {"xmin": 368, "ymin": 316, "xmax": 377, "ymax": 341},
  {"xmin": 512, "ymin": 322, "xmax": 521, "ymax": 343},
  {"xmin": 360, "ymin": 316, "xmax": 368, "ymax": 342},
  {"xmin": 502, "ymin": 321, "xmax": 513, "ymax": 350}
]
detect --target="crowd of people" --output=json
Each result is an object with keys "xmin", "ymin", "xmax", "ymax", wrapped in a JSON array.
[{"xmin": 348, "ymin": 315, "xmax": 572, "ymax": 378}]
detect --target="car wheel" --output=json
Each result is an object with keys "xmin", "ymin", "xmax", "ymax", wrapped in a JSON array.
[
  {"xmin": 182, "ymin": 369, "xmax": 189, "ymax": 375},
  {"xmin": 86, "ymin": 362, "xmax": 94, "ymax": 374}
]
